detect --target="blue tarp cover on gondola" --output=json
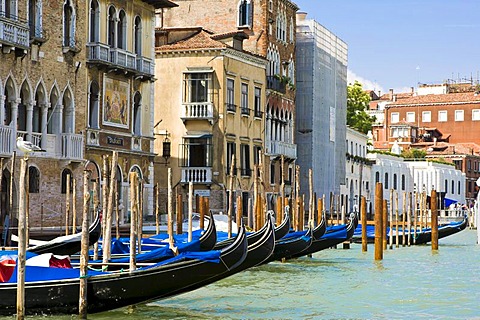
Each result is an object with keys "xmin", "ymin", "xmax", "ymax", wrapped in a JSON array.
[
  {"xmin": 320, "ymin": 228, "xmax": 348, "ymax": 239},
  {"xmin": 91, "ymin": 238, "xmax": 203, "ymax": 264},
  {"xmin": 142, "ymin": 249, "xmax": 222, "ymax": 269},
  {"xmin": 6, "ymin": 264, "xmax": 107, "ymax": 283}
]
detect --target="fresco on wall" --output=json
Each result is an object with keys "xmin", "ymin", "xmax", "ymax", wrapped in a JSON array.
[{"xmin": 103, "ymin": 76, "xmax": 130, "ymax": 128}]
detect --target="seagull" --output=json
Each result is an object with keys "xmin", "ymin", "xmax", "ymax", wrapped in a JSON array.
[{"xmin": 16, "ymin": 137, "xmax": 45, "ymax": 159}]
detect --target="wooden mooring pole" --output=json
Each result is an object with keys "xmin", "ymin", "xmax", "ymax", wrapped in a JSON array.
[
  {"xmin": 431, "ymin": 190, "xmax": 439, "ymax": 250},
  {"xmin": 65, "ymin": 173, "xmax": 70, "ymax": 235},
  {"xmin": 374, "ymin": 182, "xmax": 383, "ymax": 260},
  {"xmin": 188, "ymin": 183, "xmax": 193, "ymax": 242},
  {"xmin": 167, "ymin": 168, "xmax": 174, "ymax": 249},
  {"xmin": 103, "ymin": 151, "xmax": 118, "ymax": 264},
  {"xmin": 129, "ymin": 172, "xmax": 138, "ymax": 272},
  {"xmin": 361, "ymin": 196, "xmax": 367, "ymax": 252},
  {"xmin": 16, "ymin": 158, "xmax": 27, "ymax": 319},
  {"xmin": 382, "ymin": 199, "xmax": 388, "ymax": 251},
  {"xmin": 79, "ymin": 170, "xmax": 91, "ymax": 319}
]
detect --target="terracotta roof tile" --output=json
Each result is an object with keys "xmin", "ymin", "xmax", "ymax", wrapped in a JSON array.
[
  {"xmin": 157, "ymin": 30, "xmax": 227, "ymax": 51},
  {"xmin": 387, "ymin": 92, "xmax": 480, "ymax": 107}
]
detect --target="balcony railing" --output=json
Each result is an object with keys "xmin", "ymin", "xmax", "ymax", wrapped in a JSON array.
[
  {"xmin": 110, "ymin": 47, "xmax": 136, "ymax": 70},
  {"xmin": 254, "ymin": 109, "xmax": 263, "ymax": 118},
  {"xmin": 136, "ymin": 56, "xmax": 154, "ymax": 76},
  {"xmin": 0, "ymin": 14, "xmax": 29, "ymax": 48},
  {"xmin": 181, "ymin": 102, "xmax": 214, "ymax": 121},
  {"xmin": 241, "ymin": 107, "xmax": 251, "ymax": 116},
  {"xmin": 0, "ymin": 126, "xmax": 13, "ymax": 155},
  {"xmin": 226, "ymin": 103, "xmax": 237, "ymax": 113},
  {"xmin": 60, "ymin": 133, "xmax": 84, "ymax": 161},
  {"xmin": 87, "ymin": 42, "xmax": 154, "ymax": 77},
  {"xmin": 87, "ymin": 42, "xmax": 110, "ymax": 63},
  {"xmin": 266, "ymin": 140, "xmax": 297, "ymax": 159},
  {"xmin": 181, "ymin": 167, "xmax": 212, "ymax": 184},
  {"xmin": 266, "ymin": 76, "xmax": 286, "ymax": 94},
  {"xmin": 240, "ymin": 168, "xmax": 252, "ymax": 177}
]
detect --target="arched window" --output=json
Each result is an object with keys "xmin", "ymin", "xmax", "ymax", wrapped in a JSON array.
[
  {"xmin": 393, "ymin": 174, "xmax": 397, "ymax": 189},
  {"xmin": 384, "ymin": 173, "xmax": 389, "ymax": 189},
  {"xmin": 89, "ymin": 81, "xmax": 100, "ymax": 128},
  {"xmin": 63, "ymin": 0, "xmax": 76, "ymax": 47},
  {"xmin": 117, "ymin": 10, "xmax": 126, "ymax": 49},
  {"xmin": 29, "ymin": 0, "xmax": 43, "ymax": 38},
  {"xmin": 401, "ymin": 174, "xmax": 406, "ymax": 191},
  {"xmin": 375, "ymin": 171, "xmax": 380, "ymax": 184},
  {"xmin": 451, "ymin": 180, "xmax": 455, "ymax": 195},
  {"xmin": 444, "ymin": 179, "xmax": 448, "ymax": 194},
  {"xmin": 5, "ymin": 0, "xmax": 17, "ymax": 19},
  {"xmin": 133, "ymin": 92, "xmax": 141, "ymax": 135},
  {"xmin": 458, "ymin": 181, "xmax": 461, "ymax": 195},
  {"xmin": 238, "ymin": 0, "xmax": 252, "ymax": 27},
  {"xmin": 48, "ymin": 87, "xmax": 59, "ymax": 134},
  {"xmin": 61, "ymin": 169, "xmax": 73, "ymax": 194},
  {"xmin": 28, "ymin": 166, "xmax": 40, "ymax": 193},
  {"xmin": 134, "ymin": 16, "xmax": 142, "ymax": 55},
  {"xmin": 107, "ymin": 6, "xmax": 116, "ymax": 48},
  {"xmin": 89, "ymin": 0, "xmax": 100, "ymax": 42},
  {"xmin": 62, "ymin": 87, "xmax": 74, "ymax": 133}
]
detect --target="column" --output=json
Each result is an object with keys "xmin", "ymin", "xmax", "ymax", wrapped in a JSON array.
[
  {"xmin": 40, "ymin": 103, "xmax": 49, "ymax": 149},
  {"xmin": 10, "ymin": 99, "xmax": 19, "ymax": 148},
  {"xmin": 26, "ymin": 102, "xmax": 33, "ymax": 141},
  {"xmin": 0, "ymin": 94, "xmax": 4, "ymax": 125}
]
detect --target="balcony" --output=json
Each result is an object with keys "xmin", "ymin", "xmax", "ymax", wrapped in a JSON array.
[
  {"xmin": 181, "ymin": 167, "xmax": 212, "ymax": 184},
  {"xmin": 86, "ymin": 42, "xmax": 154, "ymax": 78},
  {"xmin": 60, "ymin": 133, "xmax": 84, "ymax": 161},
  {"xmin": 0, "ymin": 14, "xmax": 29, "ymax": 49},
  {"xmin": 0, "ymin": 126, "xmax": 13, "ymax": 156},
  {"xmin": 181, "ymin": 102, "xmax": 214, "ymax": 123},
  {"xmin": 226, "ymin": 103, "xmax": 237, "ymax": 113},
  {"xmin": 266, "ymin": 140, "xmax": 297, "ymax": 159},
  {"xmin": 266, "ymin": 76, "xmax": 286, "ymax": 94},
  {"xmin": 8, "ymin": 129, "xmax": 83, "ymax": 161},
  {"xmin": 136, "ymin": 56, "xmax": 154, "ymax": 76},
  {"xmin": 241, "ymin": 107, "xmax": 251, "ymax": 116},
  {"xmin": 110, "ymin": 47, "xmax": 136, "ymax": 70},
  {"xmin": 254, "ymin": 109, "xmax": 263, "ymax": 119}
]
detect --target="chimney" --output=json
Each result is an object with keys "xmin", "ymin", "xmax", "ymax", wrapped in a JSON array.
[
  {"xmin": 296, "ymin": 12, "xmax": 307, "ymax": 22},
  {"xmin": 389, "ymin": 88, "xmax": 394, "ymax": 101},
  {"xmin": 393, "ymin": 94, "xmax": 397, "ymax": 102},
  {"xmin": 433, "ymin": 137, "xmax": 437, "ymax": 146},
  {"xmin": 411, "ymin": 87, "xmax": 415, "ymax": 94}
]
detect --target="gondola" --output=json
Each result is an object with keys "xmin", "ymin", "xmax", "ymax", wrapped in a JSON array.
[
  {"xmin": 140, "ymin": 210, "xmax": 217, "ymax": 252},
  {"xmin": 213, "ymin": 209, "xmax": 290, "ymax": 250},
  {"xmin": 182, "ymin": 214, "xmax": 275, "ymax": 292},
  {"xmin": 0, "ymin": 225, "xmax": 248, "ymax": 316},
  {"xmin": 87, "ymin": 213, "xmax": 217, "ymax": 268},
  {"xmin": 312, "ymin": 216, "xmax": 327, "ymax": 240},
  {"xmin": 260, "ymin": 227, "xmax": 313, "ymax": 264},
  {"xmin": 10, "ymin": 211, "xmax": 102, "ymax": 256},
  {"xmin": 352, "ymin": 215, "xmax": 468, "ymax": 245},
  {"xmin": 286, "ymin": 212, "xmax": 359, "ymax": 259}
]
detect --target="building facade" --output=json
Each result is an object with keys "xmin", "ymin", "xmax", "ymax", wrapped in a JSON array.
[
  {"xmin": 0, "ymin": 0, "xmax": 176, "ymax": 234},
  {"xmin": 0, "ymin": 0, "xmax": 87, "ymax": 229},
  {"xmin": 340, "ymin": 127, "xmax": 372, "ymax": 214},
  {"xmin": 85, "ymin": 0, "xmax": 175, "ymax": 222},
  {"xmin": 295, "ymin": 12, "xmax": 348, "ymax": 209},
  {"xmin": 161, "ymin": 0, "xmax": 298, "ymax": 209},
  {"xmin": 154, "ymin": 28, "xmax": 267, "ymax": 214}
]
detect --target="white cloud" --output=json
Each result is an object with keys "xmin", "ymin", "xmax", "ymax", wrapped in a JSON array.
[
  {"xmin": 347, "ymin": 70, "xmax": 413, "ymax": 95},
  {"xmin": 347, "ymin": 70, "xmax": 384, "ymax": 93}
]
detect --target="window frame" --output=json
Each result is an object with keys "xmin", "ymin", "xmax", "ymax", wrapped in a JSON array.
[
  {"xmin": 438, "ymin": 110, "xmax": 448, "ymax": 122},
  {"xmin": 422, "ymin": 110, "xmax": 431, "ymax": 122},
  {"xmin": 454, "ymin": 109, "xmax": 464, "ymax": 122},
  {"xmin": 391, "ymin": 112, "xmax": 399, "ymax": 123}
]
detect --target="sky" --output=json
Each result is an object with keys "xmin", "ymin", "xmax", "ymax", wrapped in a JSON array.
[{"xmin": 293, "ymin": 0, "xmax": 480, "ymax": 94}]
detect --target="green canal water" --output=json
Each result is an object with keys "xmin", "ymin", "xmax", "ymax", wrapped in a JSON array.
[{"xmin": 21, "ymin": 229, "xmax": 480, "ymax": 319}]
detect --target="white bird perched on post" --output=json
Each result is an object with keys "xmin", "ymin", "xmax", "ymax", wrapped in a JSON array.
[{"xmin": 16, "ymin": 137, "xmax": 45, "ymax": 159}]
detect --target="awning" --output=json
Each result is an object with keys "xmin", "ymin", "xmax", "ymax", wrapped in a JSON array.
[{"xmin": 183, "ymin": 133, "xmax": 212, "ymax": 139}]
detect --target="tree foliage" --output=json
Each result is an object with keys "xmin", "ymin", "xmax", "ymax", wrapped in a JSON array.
[
  {"xmin": 347, "ymin": 81, "xmax": 375, "ymax": 134},
  {"xmin": 401, "ymin": 148, "xmax": 426, "ymax": 159}
]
